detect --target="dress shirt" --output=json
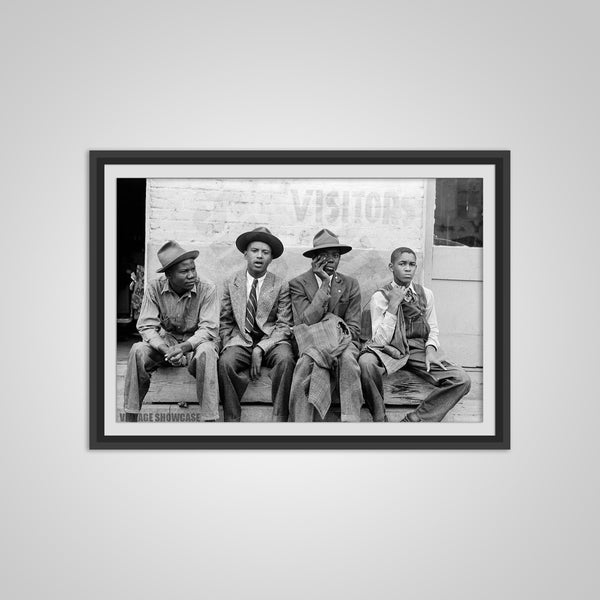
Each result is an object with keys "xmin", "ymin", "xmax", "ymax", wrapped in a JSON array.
[
  {"xmin": 137, "ymin": 277, "xmax": 219, "ymax": 351},
  {"xmin": 246, "ymin": 271, "xmax": 267, "ymax": 299},
  {"xmin": 314, "ymin": 273, "xmax": 333, "ymax": 291},
  {"xmin": 370, "ymin": 281, "xmax": 439, "ymax": 350}
]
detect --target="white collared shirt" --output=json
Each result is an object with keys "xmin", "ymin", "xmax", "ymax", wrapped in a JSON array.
[
  {"xmin": 314, "ymin": 273, "xmax": 333, "ymax": 290},
  {"xmin": 246, "ymin": 271, "xmax": 267, "ymax": 299},
  {"xmin": 370, "ymin": 280, "xmax": 440, "ymax": 350}
]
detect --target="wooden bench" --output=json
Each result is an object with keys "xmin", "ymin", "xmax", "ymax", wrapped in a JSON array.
[{"xmin": 140, "ymin": 363, "xmax": 445, "ymax": 422}]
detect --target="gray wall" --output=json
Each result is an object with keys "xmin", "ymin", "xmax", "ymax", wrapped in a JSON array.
[
  {"xmin": 146, "ymin": 177, "xmax": 427, "ymax": 317},
  {"xmin": 2, "ymin": 2, "xmax": 598, "ymax": 599}
]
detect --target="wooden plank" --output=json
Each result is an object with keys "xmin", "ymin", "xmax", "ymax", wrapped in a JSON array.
[
  {"xmin": 115, "ymin": 340, "xmax": 483, "ymax": 422},
  {"xmin": 141, "ymin": 365, "xmax": 274, "ymax": 404}
]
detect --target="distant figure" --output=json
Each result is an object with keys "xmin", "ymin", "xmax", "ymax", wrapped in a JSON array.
[
  {"xmin": 359, "ymin": 247, "xmax": 471, "ymax": 422},
  {"xmin": 124, "ymin": 241, "xmax": 220, "ymax": 421},
  {"xmin": 288, "ymin": 229, "xmax": 363, "ymax": 422},
  {"xmin": 218, "ymin": 227, "xmax": 295, "ymax": 422}
]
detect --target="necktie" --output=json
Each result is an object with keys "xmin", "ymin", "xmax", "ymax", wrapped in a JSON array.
[
  {"xmin": 404, "ymin": 288, "xmax": 415, "ymax": 304},
  {"xmin": 245, "ymin": 278, "xmax": 259, "ymax": 334}
]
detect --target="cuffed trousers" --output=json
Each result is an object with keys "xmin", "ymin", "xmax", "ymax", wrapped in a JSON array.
[{"xmin": 124, "ymin": 340, "xmax": 220, "ymax": 421}]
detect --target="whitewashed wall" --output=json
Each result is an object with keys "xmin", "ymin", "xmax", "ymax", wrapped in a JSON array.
[{"xmin": 146, "ymin": 178, "xmax": 427, "ymax": 305}]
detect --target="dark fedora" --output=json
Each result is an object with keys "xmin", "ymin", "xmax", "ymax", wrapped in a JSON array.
[
  {"xmin": 235, "ymin": 227, "xmax": 284, "ymax": 259},
  {"xmin": 156, "ymin": 241, "xmax": 199, "ymax": 273},
  {"xmin": 303, "ymin": 229, "xmax": 352, "ymax": 258}
]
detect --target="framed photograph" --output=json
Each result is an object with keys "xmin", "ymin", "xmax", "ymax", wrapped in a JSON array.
[{"xmin": 90, "ymin": 151, "xmax": 509, "ymax": 449}]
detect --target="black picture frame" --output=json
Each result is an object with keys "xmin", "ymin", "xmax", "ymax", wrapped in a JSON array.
[{"xmin": 90, "ymin": 150, "xmax": 510, "ymax": 450}]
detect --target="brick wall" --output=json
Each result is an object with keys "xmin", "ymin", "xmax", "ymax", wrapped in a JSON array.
[{"xmin": 146, "ymin": 178, "xmax": 427, "ymax": 306}]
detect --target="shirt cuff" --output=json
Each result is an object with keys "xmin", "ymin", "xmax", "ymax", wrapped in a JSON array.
[
  {"xmin": 147, "ymin": 337, "xmax": 165, "ymax": 353},
  {"xmin": 382, "ymin": 312, "xmax": 397, "ymax": 325}
]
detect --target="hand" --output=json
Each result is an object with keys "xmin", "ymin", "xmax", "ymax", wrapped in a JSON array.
[
  {"xmin": 165, "ymin": 344, "xmax": 186, "ymax": 366},
  {"xmin": 311, "ymin": 254, "xmax": 329, "ymax": 283},
  {"xmin": 387, "ymin": 285, "xmax": 407, "ymax": 312},
  {"xmin": 250, "ymin": 346, "xmax": 264, "ymax": 380},
  {"xmin": 425, "ymin": 346, "xmax": 446, "ymax": 372}
]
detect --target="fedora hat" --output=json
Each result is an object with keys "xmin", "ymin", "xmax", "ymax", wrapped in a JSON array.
[
  {"xmin": 303, "ymin": 229, "xmax": 352, "ymax": 258},
  {"xmin": 156, "ymin": 241, "xmax": 199, "ymax": 273},
  {"xmin": 235, "ymin": 226, "xmax": 284, "ymax": 259}
]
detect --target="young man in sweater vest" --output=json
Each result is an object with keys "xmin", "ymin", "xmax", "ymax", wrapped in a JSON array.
[{"xmin": 359, "ymin": 247, "xmax": 471, "ymax": 422}]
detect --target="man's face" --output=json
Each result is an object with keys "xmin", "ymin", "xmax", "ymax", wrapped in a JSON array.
[
  {"xmin": 166, "ymin": 258, "xmax": 197, "ymax": 294},
  {"xmin": 389, "ymin": 252, "xmax": 417, "ymax": 286},
  {"xmin": 315, "ymin": 249, "xmax": 340, "ymax": 275},
  {"xmin": 245, "ymin": 241, "xmax": 272, "ymax": 277}
]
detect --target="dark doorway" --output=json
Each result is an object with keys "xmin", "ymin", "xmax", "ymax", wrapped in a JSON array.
[{"xmin": 117, "ymin": 179, "xmax": 146, "ymax": 325}]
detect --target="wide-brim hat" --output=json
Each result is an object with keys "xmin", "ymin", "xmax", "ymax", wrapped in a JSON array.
[
  {"xmin": 303, "ymin": 228, "xmax": 352, "ymax": 258},
  {"xmin": 156, "ymin": 240, "xmax": 199, "ymax": 273},
  {"xmin": 235, "ymin": 227, "xmax": 284, "ymax": 259}
]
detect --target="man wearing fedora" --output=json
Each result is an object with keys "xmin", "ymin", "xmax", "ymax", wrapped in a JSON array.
[
  {"xmin": 218, "ymin": 227, "xmax": 295, "ymax": 422},
  {"xmin": 123, "ymin": 241, "xmax": 220, "ymax": 422},
  {"xmin": 288, "ymin": 229, "xmax": 363, "ymax": 422}
]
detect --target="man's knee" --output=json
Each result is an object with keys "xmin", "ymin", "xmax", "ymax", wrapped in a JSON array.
[
  {"xmin": 218, "ymin": 347, "xmax": 239, "ymax": 375},
  {"xmin": 456, "ymin": 368, "xmax": 471, "ymax": 392},
  {"xmin": 192, "ymin": 341, "xmax": 218, "ymax": 362},
  {"xmin": 272, "ymin": 344, "xmax": 295, "ymax": 369},
  {"xmin": 358, "ymin": 352, "xmax": 379, "ymax": 378},
  {"xmin": 129, "ymin": 341, "xmax": 158, "ymax": 368},
  {"xmin": 446, "ymin": 366, "xmax": 471, "ymax": 392},
  {"xmin": 130, "ymin": 341, "xmax": 150, "ymax": 357},
  {"xmin": 189, "ymin": 342, "xmax": 218, "ymax": 377},
  {"xmin": 296, "ymin": 354, "xmax": 313, "ymax": 368},
  {"xmin": 340, "ymin": 347, "xmax": 360, "ymax": 372}
]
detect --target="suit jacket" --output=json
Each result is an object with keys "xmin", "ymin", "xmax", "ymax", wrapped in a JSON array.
[
  {"xmin": 288, "ymin": 270, "xmax": 362, "ymax": 343},
  {"xmin": 219, "ymin": 269, "xmax": 292, "ymax": 353}
]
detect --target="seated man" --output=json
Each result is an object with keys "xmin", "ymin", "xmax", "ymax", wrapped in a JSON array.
[
  {"xmin": 288, "ymin": 229, "xmax": 363, "ymax": 422},
  {"xmin": 124, "ymin": 241, "xmax": 220, "ymax": 422},
  {"xmin": 218, "ymin": 227, "xmax": 295, "ymax": 422},
  {"xmin": 359, "ymin": 246, "xmax": 471, "ymax": 422}
]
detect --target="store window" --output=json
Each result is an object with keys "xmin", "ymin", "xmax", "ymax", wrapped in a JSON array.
[{"xmin": 434, "ymin": 178, "xmax": 483, "ymax": 247}]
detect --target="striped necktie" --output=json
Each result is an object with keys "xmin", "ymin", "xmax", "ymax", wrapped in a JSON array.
[{"xmin": 245, "ymin": 278, "xmax": 259, "ymax": 334}]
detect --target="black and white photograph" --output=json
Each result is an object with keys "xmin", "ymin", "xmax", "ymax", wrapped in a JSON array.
[
  {"xmin": 6, "ymin": 2, "xmax": 599, "ymax": 599},
  {"xmin": 91, "ymin": 151, "xmax": 509, "ymax": 449}
]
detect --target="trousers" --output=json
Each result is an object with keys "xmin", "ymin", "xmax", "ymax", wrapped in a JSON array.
[
  {"xmin": 290, "ymin": 344, "xmax": 362, "ymax": 422},
  {"xmin": 359, "ymin": 346, "xmax": 471, "ymax": 422},
  {"xmin": 218, "ymin": 343, "xmax": 295, "ymax": 422},
  {"xmin": 124, "ymin": 340, "xmax": 220, "ymax": 421}
]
